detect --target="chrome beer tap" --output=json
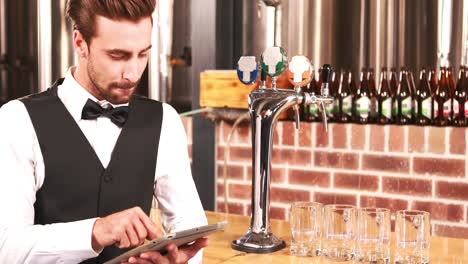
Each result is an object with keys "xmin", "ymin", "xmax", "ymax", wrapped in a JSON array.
[{"xmin": 232, "ymin": 48, "xmax": 334, "ymax": 253}]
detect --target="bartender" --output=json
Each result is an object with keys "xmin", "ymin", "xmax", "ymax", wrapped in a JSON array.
[{"xmin": 0, "ymin": 0, "xmax": 207, "ymax": 263}]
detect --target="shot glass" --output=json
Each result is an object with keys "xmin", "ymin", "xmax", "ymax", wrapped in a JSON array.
[
  {"xmin": 323, "ymin": 204, "xmax": 357, "ymax": 262},
  {"xmin": 356, "ymin": 208, "xmax": 391, "ymax": 263},
  {"xmin": 289, "ymin": 201, "xmax": 323, "ymax": 257},
  {"xmin": 395, "ymin": 210, "xmax": 430, "ymax": 264}
]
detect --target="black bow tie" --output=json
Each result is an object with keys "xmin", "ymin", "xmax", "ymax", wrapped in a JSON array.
[{"xmin": 81, "ymin": 99, "xmax": 129, "ymax": 127}]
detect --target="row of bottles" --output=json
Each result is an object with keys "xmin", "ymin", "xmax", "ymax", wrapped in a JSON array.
[{"xmin": 300, "ymin": 65, "xmax": 468, "ymax": 127}]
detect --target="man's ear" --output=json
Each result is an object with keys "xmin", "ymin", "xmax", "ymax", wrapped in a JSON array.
[{"xmin": 73, "ymin": 30, "xmax": 89, "ymax": 58}]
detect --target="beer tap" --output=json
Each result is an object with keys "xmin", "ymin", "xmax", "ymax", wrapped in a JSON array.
[
  {"xmin": 232, "ymin": 49, "xmax": 334, "ymax": 254},
  {"xmin": 314, "ymin": 64, "xmax": 334, "ymax": 132},
  {"xmin": 286, "ymin": 55, "xmax": 314, "ymax": 129}
]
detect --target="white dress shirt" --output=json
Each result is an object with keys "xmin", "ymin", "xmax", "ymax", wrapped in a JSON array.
[{"xmin": 0, "ymin": 68, "xmax": 207, "ymax": 263}]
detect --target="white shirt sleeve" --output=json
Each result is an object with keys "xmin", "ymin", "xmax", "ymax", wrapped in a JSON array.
[
  {"xmin": 155, "ymin": 104, "xmax": 207, "ymax": 264},
  {"xmin": 0, "ymin": 101, "xmax": 99, "ymax": 264}
]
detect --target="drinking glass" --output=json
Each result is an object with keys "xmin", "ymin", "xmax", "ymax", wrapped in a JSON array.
[
  {"xmin": 356, "ymin": 208, "xmax": 391, "ymax": 263},
  {"xmin": 289, "ymin": 201, "xmax": 323, "ymax": 257},
  {"xmin": 323, "ymin": 204, "xmax": 357, "ymax": 262},
  {"xmin": 395, "ymin": 210, "xmax": 430, "ymax": 264}
]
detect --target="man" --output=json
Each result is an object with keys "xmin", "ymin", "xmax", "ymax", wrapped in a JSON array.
[{"xmin": 0, "ymin": 0, "xmax": 208, "ymax": 263}]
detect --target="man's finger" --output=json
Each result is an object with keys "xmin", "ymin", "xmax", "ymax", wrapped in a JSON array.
[
  {"xmin": 140, "ymin": 251, "xmax": 165, "ymax": 264},
  {"xmin": 166, "ymin": 243, "xmax": 179, "ymax": 262},
  {"xmin": 124, "ymin": 256, "xmax": 153, "ymax": 264},
  {"xmin": 126, "ymin": 225, "xmax": 140, "ymax": 247},
  {"xmin": 116, "ymin": 233, "xmax": 131, "ymax": 248},
  {"xmin": 178, "ymin": 238, "xmax": 209, "ymax": 259},
  {"xmin": 133, "ymin": 218, "xmax": 148, "ymax": 244},
  {"xmin": 135, "ymin": 208, "xmax": 160, "ymax": 239}
]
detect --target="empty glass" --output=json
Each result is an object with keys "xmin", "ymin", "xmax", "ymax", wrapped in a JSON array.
[
  {"xmin": 357, "ymin": 208, "xmax": 391, "ymax": 263},
  {"xmin": 289, "ymin": 201, "xmax": 323, "ymax": 257},
  {"xmin": 395, "ymin": 210, "xmax": 430, "ymax": 264},
  {"xmin": 323, "ymin": 204, "xmax": 357, "ymax": 262}
]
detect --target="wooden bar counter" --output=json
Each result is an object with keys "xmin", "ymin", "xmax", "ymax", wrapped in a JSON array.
[{"xmin": 203, "ymin": 211, "xmax": 468, "ymax": 263}]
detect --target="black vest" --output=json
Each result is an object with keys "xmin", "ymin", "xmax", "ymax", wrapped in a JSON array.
[{"xmin": 21, "ymin": 79, "xmax": 163, "ymax": 263}]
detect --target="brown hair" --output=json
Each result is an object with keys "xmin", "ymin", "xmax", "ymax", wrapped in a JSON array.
[{"xmin": 66, "ymin": 0, "xmax": 156, "ymax": 44}]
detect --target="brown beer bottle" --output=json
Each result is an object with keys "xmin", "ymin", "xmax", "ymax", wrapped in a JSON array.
[
  {"xmin": 354, "ymin": 68, "xmax": 372, "ymax": 124},
  {"xmin": 368, "ymin": 68, "xmax": 378, "ymax": 123},
  {"xmin": 415, "ymin": 69, "xmax": 432, "ymax": 125},
  {"xmin": 434, "ymin": 67, "xmax": 451, "ymax": 126},
  {"xmin": 408, "ymin": 70, "xmax": 417, "ymax": 120},
  {"xmin": 395, "ymin": 68, "xmax": 412, "ymax": 125},
  {"xmin": 337, "ymin": 71, "xmax": 352, "ymax": 123},
  {"xmin": 377, "ymin": 67, "xmax": 392, "ymax": 124},
  {"xmin": 349, "ymin": 71, "xmax": 358, "ymax": 122},
  {"xmin": 428, "ymin": 68, "xmax": 438, "ymax": 96},
  {"xmin": 325, "ymin": 71, "xmax": 337, "ymax": 122},
  {"xmin": 453, "ymin": 66, "xmax": 467, "ymax": 126},
  {"xmin": 350, "ymin": 70, "xmax": 358, "ymax": 97},
  {"xmin": 428, "ymin": 68, "xmax": 438, "ymax": 121},
  {"xmin": 447, "ymin": 67, "xmax": 456, "ymax": 95},
  {"xmin": 332, "ymin": 70, "xmax": 343, "ymax": 121},
  {"xmin": 390, "ymin": 68, "xmax": 399, "ymax": 119}
]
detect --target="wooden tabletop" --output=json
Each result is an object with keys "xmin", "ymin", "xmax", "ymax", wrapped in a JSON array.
[{"xmin": 203, "ymin": 211, "xmax": 468, "ymax": 263}]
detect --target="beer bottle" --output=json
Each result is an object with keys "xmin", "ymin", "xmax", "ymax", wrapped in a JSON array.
[
  {"xmin": 433, "ymin": 67, "xmax": 451, "ymax": 126},
  {"xmin": 325, "ymin": 71, "xmax": 337, "ymax": 122},
  {"xmin": 453, "ymin": 66, "xmax": 467, "ymax": 126},
  {"xmin": 428, "ymin": 68, "xmax": 438, "ymax": 96},
  {"xmin": 395, "ymin": 68, "xmax": 412, "ymax": 125},
  {"xmin": 377, "ymin": 67, "xmax": 392, "ymax": 124},
  {"xmin": 447, "ymin": 67, "xmax": 456, "ymax": 94},
  {"xmin": 415, "ymin": 69, "xmax": 432, "ymax": 125},
  {"xmin": 333, "ymin": 70, "xmax": 344, "ymax": 120},
  {"xmin": 315, "ymin": 68, "xmax": 323, "ymax": 122},
  {"xmin": 428, "ymin": 68, "xmax": 438, "ymax": 121},
  {"xmin": 390, "ymin": 68, "xmax": 399, "ymax": 119},
  {"xmin": 354, "ymin": 68, "xmax": 372, "ymax": 124},
  {"xmin": 408, "ymin": 70, "xmax": 417, "ymax": 120},
  {"xmin": 368, "ymin": 68, "xmax": 378, "ymax": 123},
  {"xmin": 337, "ymin": 71, "xmax": 352, "ymax": 123},
  {"xmin": 345, "ymin": 69, "xmax": 357, "ymax": 97},
  {"xmin": 304, "ymin": 72, "xmax": 321, "ymax": 122},
  {"xmin": 350, "ymin": 70, "xmax": 358, "ymax": 98}
]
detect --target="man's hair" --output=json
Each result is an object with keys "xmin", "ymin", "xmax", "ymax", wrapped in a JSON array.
[{"xmin": 66, "ymin": 0, "xmax": 156, "ymax": 44}]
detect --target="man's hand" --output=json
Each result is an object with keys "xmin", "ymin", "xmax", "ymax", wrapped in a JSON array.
[
  {"xmin": 122, "ymin": 238, "xmax": 209, "ymax": 264},
  {"xmin": 91, "ymin": 207, "xmax": 163, "ymax": 252}
]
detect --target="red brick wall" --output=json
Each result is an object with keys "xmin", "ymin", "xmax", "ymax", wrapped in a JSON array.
[{"xmin": 182, "ymin": 117, "xmax": 468, "ymax": 239}]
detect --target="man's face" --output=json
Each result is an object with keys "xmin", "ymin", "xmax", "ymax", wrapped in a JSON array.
[{"xmin": 84, "ymin": 16, "xmax": 152, "ymax": 104}]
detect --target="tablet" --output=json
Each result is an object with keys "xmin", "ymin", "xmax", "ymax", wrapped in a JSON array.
[{"xmin": 104, "ymin": 221, "xmax": 227, "ymax": 264}]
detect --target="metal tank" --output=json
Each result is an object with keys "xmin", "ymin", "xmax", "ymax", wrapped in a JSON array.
[{"xmin": 231, "ymin": 0, "xmax": 468, "ymax": 81}]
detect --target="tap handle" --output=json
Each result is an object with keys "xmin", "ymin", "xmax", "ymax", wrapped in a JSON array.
[
  {"xmin": 321, "ymin": 64, "xmax": 332, "ymax": 97},
  {"xmin": 260, "ymin": 46, "xmax": 288, "ymax": 77},
  {"xmin": 321, "ymin": 64, "xmax": 332, "ymax": 83},
  {"xmin": 237, "ymin": 56, "xmax": 259, "ymax": 85},
  {"xmin": 287, "ymin": 55, "xmax": 313, "ymax": 88},
  {"xmin": 292, "ymin": 105, "xmax": 300, "ymax": 130}
]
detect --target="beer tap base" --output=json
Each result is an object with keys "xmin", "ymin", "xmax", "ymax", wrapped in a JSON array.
[{"xmin": 231, "ymin": 230, "xmax": 286, "ymax": 253}]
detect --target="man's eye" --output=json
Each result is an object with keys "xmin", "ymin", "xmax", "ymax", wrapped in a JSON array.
[
  {"xmin": 139, "ymin": 53, "xmax": 149, "ymax": 58},
  {"xmin": 110, "ymin": 54, "xmax": 126, "ymax": 60}
]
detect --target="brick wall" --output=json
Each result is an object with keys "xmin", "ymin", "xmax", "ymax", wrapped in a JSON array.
[{"xmin": 182, "ymin": 117, "xmax": 468, "ymax": 239}]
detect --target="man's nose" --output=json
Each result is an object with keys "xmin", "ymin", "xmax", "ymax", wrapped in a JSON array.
[{"xmin": 122, "ymin": 60, "xmax": 139, "ymax": 82}]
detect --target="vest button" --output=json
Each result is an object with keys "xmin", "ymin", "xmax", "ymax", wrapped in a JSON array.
[{"xmin": 104, "ymin": 176, "xmax": 112, "ymax": 183}]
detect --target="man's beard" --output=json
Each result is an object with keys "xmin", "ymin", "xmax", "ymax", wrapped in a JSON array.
[{"xmin": 87, "ymin": 58, "xmax": 140, "ymax": 104}]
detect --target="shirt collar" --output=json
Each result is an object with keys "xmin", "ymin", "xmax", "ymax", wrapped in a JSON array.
[{"xmin": 57, "ymin": 67, "xmax": 129, "ymax": 123}]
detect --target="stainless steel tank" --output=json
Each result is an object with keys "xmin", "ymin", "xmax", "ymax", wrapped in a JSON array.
[{"xmin": 234, "ymin": 0, "xmax": 468, "ymax": 80}]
